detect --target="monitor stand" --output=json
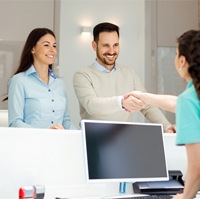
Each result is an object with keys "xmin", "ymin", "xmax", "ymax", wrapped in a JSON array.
[
  {"xmin": 119, "ymin": 182, "xmax": 127, "ymax": 194},
  {"xmin": 101, "ymin": 182, "xmax": 146, "ymax": 199}
]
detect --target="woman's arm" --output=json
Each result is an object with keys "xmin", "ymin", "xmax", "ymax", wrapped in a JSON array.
[
  {"xmin": 8, "ymin": 76, "xmax": 32, "ymax": 128},
  {"xmin": 125, "ymin": 91, "xmax": 177, "ymax": 113},
  {"xmin": 173, "ymin": 143, "xmax": 200, "ymax": 199}
]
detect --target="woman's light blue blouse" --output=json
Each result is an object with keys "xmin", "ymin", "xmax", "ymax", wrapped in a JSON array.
[
  {"xmin": 176, "ymin": 80, "xmax": 200, "ymax": 145},
  {"xmin": 8, "ymin": 65, "xmax": 76, "ymax": 129}
]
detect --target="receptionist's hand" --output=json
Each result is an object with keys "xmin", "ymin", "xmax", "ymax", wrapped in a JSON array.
[
  {"xmin": 50, "ymin": 123, "xmax": 64, "ymax": 130},
  {"xmin": 172, "ymin": 193, "xmax": 183, "ymax": 199}
]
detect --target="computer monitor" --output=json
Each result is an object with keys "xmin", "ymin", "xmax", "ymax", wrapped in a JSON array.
[{"xmin": 81, "ymin": 120, "xmax": 169, "ymax": 184}]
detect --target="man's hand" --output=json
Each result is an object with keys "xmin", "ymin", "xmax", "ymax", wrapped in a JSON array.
[
  {"xmin": 165, "ymin": 124, "xmax": 176, "ymax": 133},
  {"xmin": 172, "ymin": 193, "xmax": 183, "ymax": 199},
  {"xmin": 122, "ymin": 95, "xmax": 145, "ymax": 112}
]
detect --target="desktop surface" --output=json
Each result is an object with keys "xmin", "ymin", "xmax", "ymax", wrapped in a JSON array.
[
  {"xmin": 58, "ymin": 194, "xmax": 172, "ymax": 199},
  {"xmin": 102, "ymin": 195, "xmax": 172, "ymax": 199}
]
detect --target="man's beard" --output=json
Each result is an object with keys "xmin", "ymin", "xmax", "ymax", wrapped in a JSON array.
[{"xmin": 97, "ymin": 52, "xmax": 118, "ymax": 66}]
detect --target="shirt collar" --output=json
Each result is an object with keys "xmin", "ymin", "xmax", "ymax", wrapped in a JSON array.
[
  {"xmin": 49, "ymin": 68, "xmax": 57, "ymax": 79},
  {"xmin": 25, "ymin": 65, "xmax": 36, "ymax": 76},
  {"xmin": 94, "ymin": 60, "xmax": 117, "ymax": 73},
  {"xmin": 186, "ymin": 79, "xmax": 193, "ymax": 89},
  {"xmin": 25, "ymin": 65, "xmax": 57, "ymax": 79}
]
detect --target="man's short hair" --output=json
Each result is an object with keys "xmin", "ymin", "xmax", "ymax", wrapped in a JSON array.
[{"xmin": 93, "ymin": 22, "xmax": 119, "ymax": 43}]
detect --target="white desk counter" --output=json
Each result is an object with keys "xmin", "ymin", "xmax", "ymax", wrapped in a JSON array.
[{"xmin": 0, "ymin": 128, "xmax": 187, "ymax": 199}]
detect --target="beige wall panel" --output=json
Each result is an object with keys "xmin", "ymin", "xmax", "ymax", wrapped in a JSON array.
[{"xmin": 157, "ymin": 0, "xmax": 198, "ymax": 47}]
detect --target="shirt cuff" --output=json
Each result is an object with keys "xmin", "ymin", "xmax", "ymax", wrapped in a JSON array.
[{"xmin": 118, "ymin": 96, "xmax": 124, "ymax": 110}]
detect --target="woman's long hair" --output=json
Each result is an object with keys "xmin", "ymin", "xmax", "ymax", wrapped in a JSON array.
[
  {"xmin": 188, "ymin": 30, "xmax": 200, "ymax": 99},
  {"xmin": 2, "ymin": 28, "xmax": 56, "ymax": 101}
]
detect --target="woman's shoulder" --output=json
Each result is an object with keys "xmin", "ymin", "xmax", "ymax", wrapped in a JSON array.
[
  {"xmin": 179, "ymin": 84, "xmax": 197, "ymax": 98},
  {"xmin": 8, "ymin": 72, "xmax": 27, "ymax": 90},
  {"xmin": 178, "ymin": 85, "xmax": 199, "ymax": 109},
  {"xmin": 9, "ymin": 72, "xmax": 26, "ymax": 83}
]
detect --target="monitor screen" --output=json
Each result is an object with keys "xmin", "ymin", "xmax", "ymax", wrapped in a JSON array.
[{"xmin": 81, "ymin": 120, "xmax": 169, "ymax": 183}]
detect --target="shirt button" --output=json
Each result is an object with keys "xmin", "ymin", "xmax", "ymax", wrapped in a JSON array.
[
  {"xmin": 51, "ymin": 121, "xmax": 54, "ymax": 124},
  {"xmin": 52, "ymin": 110, "xmax": 55, "ymax": 113},
  {"xmin": 52, "ymin": 99, "xmax": 54, "ymax": 102},
  {"xmin": 48, "ymin": 89, "xmax": 51, "ymax": 92}
]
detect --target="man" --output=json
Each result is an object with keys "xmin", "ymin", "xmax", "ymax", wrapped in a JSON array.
[{"xmin": 73, "ymin": 22, "xmax": 175, "ymax": 132}]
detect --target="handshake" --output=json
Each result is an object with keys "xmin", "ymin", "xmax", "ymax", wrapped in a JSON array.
[
  {"xmin": 122, "ymin": 91, "xmax": 177, "ymax": 133},
  {"xmin": 122, "ymin": 91, "xmax": 177, "ymax": 113},
  {"xmin": 122, "ymin": 91, "xmax": 148, "ymax": 112}
]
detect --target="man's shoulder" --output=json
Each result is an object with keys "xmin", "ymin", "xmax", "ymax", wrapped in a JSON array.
[
  {"xmin": 75, "ymin": 64, "xmax": 96, "ymax": 74},
  {"xmin": 116, "ymin": 63, "xmax": 138, "ymax": 74}
]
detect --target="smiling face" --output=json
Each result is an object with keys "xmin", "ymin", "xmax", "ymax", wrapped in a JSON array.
[
  {"xmin": 31, "ymin": 33, "xmax": 57, "ymax": 68},
  {"xmin": 92, "ymin": 31, "xmax": 119, "ymax": 71}
]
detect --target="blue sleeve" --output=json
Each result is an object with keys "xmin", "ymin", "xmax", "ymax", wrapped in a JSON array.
[
  {"xmin": 176, "ymin": 95, "xmax": 200, "ymax": 145},
  {"xmin": 8, "ymin": 76, "xmax": 32, "ymax": 128},
  {"xmin": 62, "ymin": 100, "xmax": 77, "ymax": 130},
  {"xmin": 61, "ymin": 81, "xmax": 76, "ymax": 130}
]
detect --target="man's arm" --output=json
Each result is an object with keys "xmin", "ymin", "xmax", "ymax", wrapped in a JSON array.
[
  {"xmin": 141, "ymin": 104, "xmax": 174, "ymax": 132},
  {"xmin": 73, "ymin": 70, "xmax": 122, "ymax": 116},
  {"xmin": 73, "ymin": 69, "xmax": 145, "ymax": 116},
  {"xmin": 128, "ymin": 71, "xmax": 174, "ymax": 131}
]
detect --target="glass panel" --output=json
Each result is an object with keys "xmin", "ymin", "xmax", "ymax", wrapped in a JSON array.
[
  {"xmin": 0, "ymin": 41, "xmax": 24, "ymax": 109},
  {"xmin": 157, "ymin": 47, "xmax": 186, "ymax": 124}
]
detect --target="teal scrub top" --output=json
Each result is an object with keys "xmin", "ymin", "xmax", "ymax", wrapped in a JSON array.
[{"xmin": 176, "ymin": 80, "xmax": 200, "ymax": 145}]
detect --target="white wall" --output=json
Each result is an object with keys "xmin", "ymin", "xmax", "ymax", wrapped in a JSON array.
[{"xmin": 58, "ymin": 0, "xmax": 146, "ymax": 128}]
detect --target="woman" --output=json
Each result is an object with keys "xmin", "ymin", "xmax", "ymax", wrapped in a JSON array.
[
  {"xmin": 6, "ymin": 28, "xmax": 76, "ymax": 129},
  {"xmin": 172, "ymin": 30, "xmax": 200, "ymax": 199},
  {"xmin": 126, "ymin": 29, "xmax": 200, "ymax": 198},
  {"xmin": 125, "ymin": 30, "xmax": 198, "ymax": 114}
]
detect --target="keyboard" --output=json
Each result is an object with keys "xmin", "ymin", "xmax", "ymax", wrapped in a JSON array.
[{"xmin": 107, "ymin": 195, "xmax": 172, "ymax": 199}]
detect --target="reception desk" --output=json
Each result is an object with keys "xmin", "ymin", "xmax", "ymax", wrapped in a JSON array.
[{"xmin": 0, "ymin": 128, "xmax": 187, "ymax": 199}]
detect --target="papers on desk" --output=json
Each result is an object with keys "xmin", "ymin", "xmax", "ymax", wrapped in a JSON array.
[
  {"xmin": 133, "ymin": 178, "xmax": 184, "ymax": 195},
  {"xmin": 102, "ymin": 194, "xmax": 149, "ymax": 199},
  {"xmin": 136, "ymin": 179, "xmax": 183, "ymax": 189}
]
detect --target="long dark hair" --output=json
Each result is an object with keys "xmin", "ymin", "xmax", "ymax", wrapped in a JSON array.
[
  {"xmin": 14, "ymin": 28, "xmax": 55, "ymax": 74},
  {"xmin": 2, "ymin": 28, "xmax": 56, "ymax": 101},
  {"xmin": 188, "ymin": 30, "xmax": 200, "ymax": 99},
  {"xmin": 177, "ymin": 30, "xmax": 198, "ymax": 62}
]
